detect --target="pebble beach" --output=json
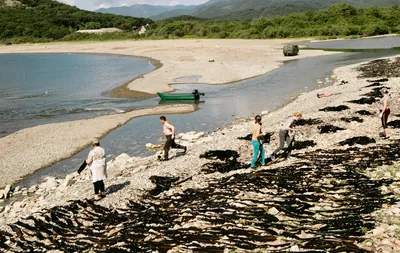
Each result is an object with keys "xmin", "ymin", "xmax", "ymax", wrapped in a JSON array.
[{"xmin": 1, "ymin": 55, "xmax": 400, "ymax": 252}]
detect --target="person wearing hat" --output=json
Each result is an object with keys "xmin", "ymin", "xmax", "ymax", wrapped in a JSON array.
[
  {"xmin": 86, "ymin": 139, "xmax": 107, "ymax": 200},
  {"xmin": 379, "ymin": 88, "xmax": 391, "ymax": 139}
]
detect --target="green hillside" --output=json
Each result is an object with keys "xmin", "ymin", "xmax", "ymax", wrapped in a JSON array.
[
  {"xmin": 0, "ymin": 0, "xmax": 151, "ymax": 42},
  {"xmin": 191, "ymin": 0, "xmax": 400, "ymax": 20},
  {"xmin": 149, "ymin": 3, "xmax": 400, "ymax": 39}
]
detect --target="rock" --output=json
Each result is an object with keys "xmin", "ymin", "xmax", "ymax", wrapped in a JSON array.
[
  {"xmin": 261, "ymin": 110, "xmax": 269, "ymax": 115},
  {"xmin": 28, "ymin": 185, "xmax": 38, "ymax": 193},
  {"xmin": 63, "ymin": 174, "xmax": 76, "ymax": 187},
  {"xmin": 0, "ymin": 193, "xmax": 3, "ymax": 199},
  {"xmin": 39, "ymin": 177, "xmax": 59, "ymax": 190},
  {"xmin": 268, "ymin": 207, "xmax": 280, "ymax": 215},
  {"xmin": 1, "ymin": 185, "xmax": 12, "ymax": 199},
  {"xmin": 290, "ymin": 245, "xmax": 300, "ymax": 252},
  {"xmin": 372, "ymin": 225, "xmax": 388, "ymax": 236},
  {"xmin": 209, "ymin": 59, "xmax": 215, "ymax": 62},
  {"xmin": 145, "ymin": 143, "xmax": 153, "ymax": 149},
  {"xmin": 13, "ymin": 186, "xmax": 20, "ymax": 192}
]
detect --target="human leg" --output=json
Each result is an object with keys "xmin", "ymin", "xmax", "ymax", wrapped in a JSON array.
[
  {"xmin": 271, "ymin": 130, "xmax": 287, "ymax": 158},
  {"xmin": 259, "ymin": 143, "xmax": 266, "ymax": 165},
  {"xmin": 382, "ymin": 109, "xmax": 390, "ymax": 138},
  {"xmin": 98, "ymin": 180, "xmax": 105, "ymax": 196},
  {"xmin": 251, "ymin": 140, "xmax": 260, "ymax": 168},
  {"xmin": 164, "ymin": 135, "xmax": 173, "ymax": 160}
]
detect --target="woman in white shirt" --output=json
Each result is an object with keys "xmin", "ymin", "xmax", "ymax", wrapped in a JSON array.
[{"xmin": 86, "ymin": 140, "xmax": 107, "ymax": 201}]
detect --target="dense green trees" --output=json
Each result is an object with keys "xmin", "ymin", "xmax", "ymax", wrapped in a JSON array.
[
  {"xmin": 148, "ymin": 4, "xmax": 400, "ymax": 39},
  {"xmin": 0, "ymin": 2, "xmax": 399, "ymax": 43},
  {"xmin": 0, "ymin": 0, "xmax": 152, "ymax": 42}
]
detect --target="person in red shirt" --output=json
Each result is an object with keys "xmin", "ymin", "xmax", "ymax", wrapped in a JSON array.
[{"xmin": 160, "ymin": 116, "xmax": 187, "ymax": 160}]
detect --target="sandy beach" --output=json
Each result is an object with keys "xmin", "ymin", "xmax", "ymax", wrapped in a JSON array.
[
  {"xmin": 0, "ymin": 104, "xmax": 195, "ymax": 188},
  {"xmin": 1, "ymin": 54, "xmax": 399, "ymax": 252},
  {"xmin": 0, "ymin": 39, "xmax": 338, "ymax": 95}
]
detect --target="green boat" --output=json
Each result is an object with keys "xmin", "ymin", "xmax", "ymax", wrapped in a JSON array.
[{"xmin": 157, "ymin": 90, "xmax": 205, "ymax": 100}]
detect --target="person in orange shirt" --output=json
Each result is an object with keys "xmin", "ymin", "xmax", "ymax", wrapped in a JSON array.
[{"xmin": 160, "ymin": 116, "xmax": 187, "ymax": 161}]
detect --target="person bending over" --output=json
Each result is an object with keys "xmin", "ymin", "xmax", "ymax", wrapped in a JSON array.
[
  {"xmin": 86, "ymin": 140, "xmax": 107, "ymax": 201},
  {"xmin": 160, "ymin": 116, "xmax": 187, "ymax": 161},
  {"xmin": 270, "ymin": 112, "xmax": 302, "ymax": 160},
  {"xmin": 379, "ymin": 88, "xmax": 391, "ymax": 139},
  {"xmin": 251, "ymin": 115, "xmax": 266, "ymax": 168}
]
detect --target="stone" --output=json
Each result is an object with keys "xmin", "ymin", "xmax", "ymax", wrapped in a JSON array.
[
  {"xmin": 1, "ymin": 185, "xmax": 12, "ymax": 199},
  {"xmin": 63, "ymin": 174, "xmax": 76, "ymax": 187},
  {"xmin": 261, "ymin": 110, "xmax": 269, "ymax": 115},
  {"xmin": 39, "ymin": 177, "xmax": 59, "ymax": 190},
  {"xmin": 268, "ymin": 207, "xmax": 280, "ymax": 215},
  {"xmin": 290, "ymin": 245, "xmax": 300, "ymax": 252},
  {"xmin": 28, "ymin": 185, "xmax": 38, "ymax": 193},
  {"xmin": 145, "ymin": 143, "xmax": 153, "ymax": 149},
  {"xmin": 13, "ymin": 186, "xmax": 20, "ymax": 192}
]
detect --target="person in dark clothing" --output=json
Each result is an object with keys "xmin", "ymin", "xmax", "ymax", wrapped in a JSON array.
[
  {"xmin": 160, "ymin": 116, "xmax": 187, "ymax": 160},
  {"xmin": 379, "ymin": 88, "xmax": 391, "ymax": 139},
  {"xmin": 270, "ymin": 112, "xmax": 302, "ymax": 160}
]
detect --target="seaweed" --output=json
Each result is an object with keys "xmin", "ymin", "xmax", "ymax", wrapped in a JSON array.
[
  {"xmin": 357, "ymin": 57, "xmax": 400, "ymax": 78},
  {"xmin": 4, "ymin": 141, "xmax": 400, "ymax": 252},
  {"xmin": 318, "ymin": 125, "xmax": 346, "ymax": 134},
  {"xmin": 365, "ymin": 82, "xmax": 384, "ymax": 87},
  {"xmin": 292, "ymin": 140, "xmax": 316, "ymax": 150},
  {"xmin": 341, "ymin": 117, "xmax": 364, "ymax": 123},
  {"xmin": 319, "ymin": 105, "xmax": 350, "ymax": 112},
  {"xmin": 149, "ymin": 176, "xmax": 179, "ymax": 196},
  {"xmin": 356, "ymin": 110, "xmax": 373, "ymax": 116},
  {"xmin": 201, "ymin": 150, "xmax": 248, "ymax": 174},
  {"xmin": 367, "ymin": 78, "xmax": 389, "ymax": 83},
  {"xmin": 339, "ymin": 136, "xmax": 376, "ymax": 146},
  {"xmin": 294, "ymin": 118, "xmax": 323, "ymax": 126},
  {"xmin": 388, "ymin": 120, "xmax": 400, "ymax": 128},
  {"xmin": 348, "ymin": 97, "xmax": 376, "ymax": 105}
]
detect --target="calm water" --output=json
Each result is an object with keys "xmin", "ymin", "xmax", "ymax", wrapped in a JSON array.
[
  {"xmin": 0, "ymin": 53, "xmax": 155, "ymax": 136},
  {"xmin": 19, "ymin": 49, "xmax": 400, "ymax": 187},
  {"xmin": 306, "ymin": 35, "xmax": 400, "ymax": 49}
]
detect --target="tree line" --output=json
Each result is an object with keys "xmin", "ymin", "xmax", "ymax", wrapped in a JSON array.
[{"xmin": 0, "ymin": 2, "xmax": 399, "ymax": 43}]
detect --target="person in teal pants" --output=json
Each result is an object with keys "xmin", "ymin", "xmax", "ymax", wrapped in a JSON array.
[{"xmin": 251, "ymin": 115, "xmax": 265, "ymax": 168}]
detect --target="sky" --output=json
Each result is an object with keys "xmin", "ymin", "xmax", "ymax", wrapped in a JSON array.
[{"xmin": 57, "ymin": 0, "xmax": 209, "ymax": 10}]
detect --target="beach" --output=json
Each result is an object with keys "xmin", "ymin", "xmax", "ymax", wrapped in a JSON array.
[
  {"xmin": 0, "ymin": 104, "xmax": 195, "ymax": 188},
  {"xmin": 1, "ymin": 54, "xmax": 400, "ymax": 252},
  {"xmin": 0, "ymin": 39, "xmax": 338, "ymax": 95}
]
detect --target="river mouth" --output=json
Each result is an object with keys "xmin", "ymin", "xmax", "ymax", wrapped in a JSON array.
[{"xmin": 15, "ymin": 48, "xmax": 400, "ymax": 189}]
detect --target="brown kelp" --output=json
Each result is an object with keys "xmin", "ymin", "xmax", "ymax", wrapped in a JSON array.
[
  {"xmin": 3, "ymin": 141, "xmax": 400, "ymax": 252},
  {"xmin": 319, "ymin": 105, "xmax": 350, "ymax": 112},
  {"xmin": 318, "ymin": 125, "xmax": 346, "ymax": 134},
  {"xmin": 357, "ymin": 57, "xmax": 400, "ymax": 78}
]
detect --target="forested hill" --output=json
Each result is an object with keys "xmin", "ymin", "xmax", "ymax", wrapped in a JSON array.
[
  {"xmin": 0, "ymin": 0, "xmax": 151, "ymax": 42},
  {"xmin": 190, "ymin": 0, "xmax": 400, "ymax": 20}
]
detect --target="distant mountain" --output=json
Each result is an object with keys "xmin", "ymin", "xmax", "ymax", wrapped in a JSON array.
[{"xmin": 96, "ymin": 4, "xmax": 196, "ymax": 19}]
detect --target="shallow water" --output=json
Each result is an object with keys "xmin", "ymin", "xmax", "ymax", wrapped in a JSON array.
[
  {"xmin": 19, "ymin": 49, "xmax": 399, "ymax": 187},
  {"xmin": 306, "ymin": 36, "xmax": 400, "ymax": 50},
  {"xmin": 0, "ymin": 53, "xmax": 155, "ymax": 136}
]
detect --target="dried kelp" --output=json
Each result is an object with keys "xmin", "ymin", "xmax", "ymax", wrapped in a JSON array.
[
  {"xmin": 238, "ymin": 133, "xmax": 274, "ymax": 144},
  {"xmin": 356, "ymin": 110, "xmax": 373, "ymax": 116},
  {"xmin": 339, "ymin": 136, "xmax": 376, "ymax": 146},
  {"xmin": 357, "ymin": 57, "xmax": 400, "ymax": 78},
  {"xmin": 319, "ymin": 105, "xmax": 350, "ymax": 112},
  {"xmin": 292, "ymin": 140, "xmax": 316, "ymax": 150},
  {"xmin": 341, "ymin": 117, "xmax": 364, "ymax": 123},
  {"xmin": 319, "ymin": 125, "xmax": 346, "ymax": 134},
  {"xmin": 294, "ymin": 118, "xmax": 323, "ymax": 126},
  {"xmin": 367, "ymin": 78, "xmax": 389, "ymax": 83},
  {"xmin": 388, "ymin": 120, "xmax": 400, "ymax": 128},
  {"xmin": 348, "ymin": 97, "xmax": 376, "ymax": 105}
]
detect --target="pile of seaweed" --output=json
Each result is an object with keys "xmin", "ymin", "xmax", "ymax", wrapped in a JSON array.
[
  {"xmin": 201, "ymin": 150, "xmax": 249, "ymax": 174},
  {"xmin": 2, "ymin": 141, "xmax": 400, "ymax": 252},
  {"xmin": 357, "ymin": 57, "xmax": 400, "ymax": 78},
  {"xmin": 292, "ymin": 140, "xmax": 316, "ymax": 150},
  {"xmin": 338, "ymin": 136, "xmax": 376, "ymax": 146},
  {"xmin": 319, "ymin": 105, "xmax": 350, "ymax": 112},
  {"xmin": 356, "ymin": 110, "xmax": 373, "ymax": 116},
  {"xmin": 348, "ymin": 97, "xmax": 376, "ymax": 105},
  {"xmin": 318, "ymin": 125, "xmax": 346, "ymax": 134},
  {"xmin": 341, "ymin": 117, "xmax": 364, "ymax": 123},
  {"xmin": 388, "ymin": 120, "xmax": 400, "ymax": 128},
  {"xmin": 294, "ymin": 118, "xmax": 323, "ymax": 126}
]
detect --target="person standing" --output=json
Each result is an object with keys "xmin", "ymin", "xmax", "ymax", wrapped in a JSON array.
[
  {"xmin": 160, "ymin": 116, "xmax": 187, "ymax": 161},
  {"xmin": 86, "ymin": 140, "xmax": 107, "ymax": 201},
  {"xmin": 270, "ymin": 112, "xmax": 302, "ymax": 160},
  {"xmin": 251, "ymin": 115, "xmax": 266, "ymax": 169},
  {"xmin": 379, "ymin": 88, "xmax": 391, "ymax": 139}
]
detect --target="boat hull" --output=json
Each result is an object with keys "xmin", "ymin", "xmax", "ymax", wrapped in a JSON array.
[{"xmin": 157, "ymin": 93, "xmax": 197, "ymax": 100}]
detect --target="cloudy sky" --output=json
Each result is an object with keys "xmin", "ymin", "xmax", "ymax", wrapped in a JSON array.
[{"xmin": 57, "ymin": 0, "xmax": 209, "ymax": 10}]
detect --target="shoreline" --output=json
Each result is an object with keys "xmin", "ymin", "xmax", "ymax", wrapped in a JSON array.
[
  {"xmin": 1, "ymin": 54, "xmax": 399, "ymax": 251},
  {"xmin": 0, "ymin": 104, "xmax": 196, "ymax": 189},
  {"xmin": 0, "ymin": 39, "xmax": 339, "ymax": 96}
]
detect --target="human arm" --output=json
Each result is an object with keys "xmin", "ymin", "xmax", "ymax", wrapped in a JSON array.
[{"xmin": 86, "ymin": 151, "xmax": 93, "ymax": 165}]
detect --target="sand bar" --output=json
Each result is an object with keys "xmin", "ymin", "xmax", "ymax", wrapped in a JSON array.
[
  {"xmin": 0, "ymin": 39, "xmax": 338, "ymax": 95},
  {"xmin": 0, "ymin": 104, "xmax": 195, "ymax": 188}
]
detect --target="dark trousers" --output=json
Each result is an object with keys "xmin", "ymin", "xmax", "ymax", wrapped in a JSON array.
[
  {"xmin": 272, "ymin": 130, "xmax": 294, "ymax": 157},
  {"xmin": 381, "ymin": 108, "xmax": 390, "ymax": 129},
  {"xmin": 164, "ymin": 135, "xmax": 185, "ymax": 160},
  {"xmin": 93, "ymin": 180, "xmax": 105, "ymax": 194}
]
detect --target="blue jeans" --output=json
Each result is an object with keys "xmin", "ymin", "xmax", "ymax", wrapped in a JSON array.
[{"xmin": 251, "ymin": 140, "xmax": 265, "ymax": 168}]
